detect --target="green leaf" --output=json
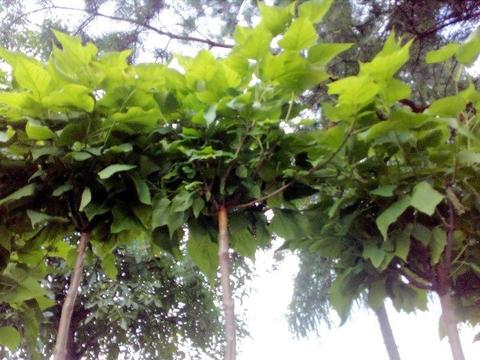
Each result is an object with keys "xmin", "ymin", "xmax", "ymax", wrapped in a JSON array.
[
  {"xmin": 101, "ymin": 253, "xmax": 118, "ymax": 279},
  {"xmin": 259, "ymin": 2, "xmax": 294, "ymax": 36},
  {"xmin": 393, "ymin": 229, "xmax": 411, "ymax": 261},
  {"xmin": 308, "ymin": 43, "xmax": 353, "ymax": 65},
  {"xmin": 230, "ymin": 214, "xmax": 256, "ymax": 259},
  {"xmin": 412, "ymin": 223, "xmax": 432, "ymax": 247},
  {"xmin": 457, "ymin": 30, "xmax": 480, "ymax": 65},
  {"xmin": 0, "ymin": 326, "xmax": 21, "ymax": 351},
  {"xmin": 52, "ymin": 182, "xmax": 73, "ymax": 197},
  {"xmin": 110, "ymin": 206, "xmax": 140, "ymax": 234},
  {"xmin": 14, "ymin": 58, "xmax": 51, "ymax": 99},
  {"xmin": 428, "ymin": 95, "xmax": 465, "ymax": 117},
  {"xmin": 363, "ymin": 245, "xmax": 385, "ymax": 268},
  {"xmin": 152, "ymin": 198, "xmax": 171, "ymax": 229},
  {"xmin": 431, "ymin": 226, "xmax": 446, "ymax": 265},
  {"xmin": 79, "ymin": 187, "xmax": 92, "ymax": 212},
  {"xmin": 370, "ymin": 185, "xmax": 397, "ymax": 197},
  {"xmin": 299, "ymin": 0, "xmax": 333, "ymax": 24},
  {"xmin": 84, "ymin": 203, "xmax": 108, "ymax": 221},
  {"xmin": 426, "ymin": 43, "xmax": 460, "ymax": 63},
  {"xmin": 328, "ymin": 76, "xmax": 379, "ymax": 107},
  {"xmin": 376, "ymin": 196, "xmax": 411, "ymax": 239},
  {"xmin": 410, "ymin": 181, "xmax": 443, "ymax": 216},
  {"xmin": 26, "ymin": 210, "xmax": 66, "ymax": 227},
  {"xmin": 279, "ymin": 18, "xmax": 318, "ymax": 51},
  {"xmin": 235, "ymin": 165, "xmax": 248, "ymax": 178},
  {"xmin": 42, "ymin": 84, "xmax": 94, "ymax": 112},
  {"xmin": 192, "ymin": 197, "xmax": 205, "ymax": 218},
  {"xmin": 171, "ymin": 191, "xmax": 194, "ymax": 212},
  {"xmin": 187, "ymin": 222, "xmax": 218, "ymax": 279},
  {"xmin": 26, "ymin": 119, "xmax": 55, "ymax": 140},
  {"xmin": 98, "ymin": 164, "xmax": 136, "ymax": 179},
  {"xmin": 270, "ymin": 209, "xmax": 309, "ymax": 241},
  {"xmin": 0, "ymin": 184, "xmax": 36, "ymax": 206},
  {"xmin": 129, "ymin": 173, "xmax": 151, "ymax": 205}
]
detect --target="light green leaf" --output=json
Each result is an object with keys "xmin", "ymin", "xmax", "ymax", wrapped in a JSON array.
[
  {"xmin": 171, "ymin": 191, "xmax": 194, "ymax": 212},
  {"xmin": 15, "ymin": 59, "xmax": 51, "ymax": 99},
  {"xmin": 410, "ymin": 181, "xmax": 443, "ymax": 216},
  {"xmin": 426, "ymin": 43, "xmax": 460, "ymax": 63},
  {"xmin": 259, "ymin": 2, "xmax": 294, "ymax": 36},
  {"xmin": 192, "ymin": 197, "xmax": 205, "ymax": 218},
  {"xmin": 457, "ymin": 30, "xmax": 480, "ymax": 65},
  {"xmin": 84, "ymin": 203, "xmax": 109, "ymax": 222},
  {"xmin": 101, "ymin": 253, "xmax": 118, "ymax": 279},
  {"xmin": 79, "ymin": 187, "xmax": 92, "ymax": 212},
  {"xmin": 370, "ymin": 185, "xmax": 397, "ymax": 197},
  {"xmin": 308, "ymin": 43, "xmax": 353, "ymax": 65},
  {"xmin": 26, "ymin": 119, "xmax": 55, "ymax": 140},
  {"xmin": 230, "ymin": 214, "xmax": 256, "ymax": 259},
  {"xmin": 299, "ymin": 0, "xmax": 333, "ymax": 24},
  {"xmin": 0, "ymin": 184, "xmax": 36, "ymax": 206},
  {"xmin": 376, "ymin": 196, "xmax": 411, "ymax": 239},
  {"xmin": 42, "ymin": 84, "xmax": 94, "ymax": 112},
  {"xmin": 431, "ymin": 226, "xmax": 446, "ymax": 265},
  {"xmin": 328, "ymin": 76, "xmax": 379, "ymax": 106},
  {"xmin": 0, "ymin": 326, "xmax": 21, "ymax": 351},
  {"xmin": 129, "ymin": 173, "xmax": 151, "ymax": 205},
  {"xmin": 187, "ymin": 222, "xmax": 218, "ymax": 279},
  {"xmin": 52, "ymin": 182, "xmax": 73, "ymax": 197},
  {"xmin": 363, "ymin": 245, "xmax": 385, "ymax": 268},
  {"xmin": 428, "ymin": 95, "xmax": 465, "ymax": 117},
  {"xmin": 26, "ymin": 210, "xmax": 66, "ymax": 227},
  {"xmin": 279, "ymin": 18, "xmax": 318, "ymax": 51},
  {"xmin": 98, "ymin": 164, "xmax": 136, "ymax": 179},
  {"xmin": 393, "ymin": 229, "xmax": 411, "ymax": 261},
  {"xmin": 152, "ymin": 198, "xmax": 171, "ymax": 229}
]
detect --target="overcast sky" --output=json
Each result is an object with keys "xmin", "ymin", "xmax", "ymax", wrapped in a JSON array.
[{"xmin": 21, "ymin": 1, "xmax": 480, "ymax": 359}]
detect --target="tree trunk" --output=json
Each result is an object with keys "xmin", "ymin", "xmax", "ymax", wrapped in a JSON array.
[
  {"xmin": 218, "ymin": 206, "xmax": 236, "ymax": 360},
  {"xmin": 439, "ymin": 292, "xmax": 465, "ymax": 360},
  {"xmin": 374, "ymin": 303, "xmax": 401, "ymax": 360},
  {"xmin": 53, "ymin": 231, "xmax": 89, "ymax": 360}
]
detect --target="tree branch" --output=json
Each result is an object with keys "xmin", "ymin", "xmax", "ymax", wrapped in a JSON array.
[{"xmin": 9, "ymin": 6, "xmax": 234, "ymax": 49}]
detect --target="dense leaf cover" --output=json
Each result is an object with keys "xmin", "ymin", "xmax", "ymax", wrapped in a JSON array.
[{"xmin": 0, "ymin": 0, "xmax": 479, "ymax": 358}]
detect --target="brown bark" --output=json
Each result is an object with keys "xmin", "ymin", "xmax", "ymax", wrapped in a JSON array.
[
  {"xmin": 53, "ymin": 232, "xmax": 89, "ymax": 360},
  {"xmin": 218, "ymin": 206, "xmax": 236, "ymax": 360},
  {"xmin": 374, "ymin": 303, "xmax": 401, "ymax": 360},
  {"xmin": 438, "ymin": 290, "xmax": 465, "ymax": 360}
]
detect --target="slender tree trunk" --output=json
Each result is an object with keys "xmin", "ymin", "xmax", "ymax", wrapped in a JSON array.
[
  {"xmin": 374, "ymin": 303, "xmax": 401, "ymax": 360},
  {"xmin": 218, "ymin": 206, "xmax": 236, "ymax": 360},
  {"xmin": 439, "ymin": 292, "xmax": 465, "ymax": 360},
  {"xmin": 53, "ymin": 231, "xmax": 89, "ymax": 360}
]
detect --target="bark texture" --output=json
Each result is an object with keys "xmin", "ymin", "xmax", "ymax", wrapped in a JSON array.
[
  {"xmin": 53, "ymin": 232, "xmax": 89, "ymax": 360},
  {"xmin": 439, "ymin": 292, "xmax": 465, "ymax": 360},
  {"xmin": 374, "ymin": 303, "xmax": 401, "ymax": 360},
  {"xmin": 218, "ymin": 206, "xmax": 236, "ymax": 360}
]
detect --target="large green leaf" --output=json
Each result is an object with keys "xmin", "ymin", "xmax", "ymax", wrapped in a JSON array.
[
  {"xmin": 187, "ymin": 222, "xmax": 218, "ymax": 279},
  {"xmin": 129, "ymin": 173, "xmax": 151, "ymax": 205},
  {"xmin": 363, "ymin": 245, "xmax": 385, "ymax": 268},
  {"xmin": 14, "ymin": 59, "xmax": 51, "ymax": 99},
  {"xmin": 308, "ymin": 43, "xmax": 353, "ymax": 66},
  {"xmin": 42, "ymin": 84, "xmax": 94, "ymax": 112},
  {"xmin": 79, "ymin": 187, "xmax": 92, "ymax": 211},
  {"xmin": 0, "ymin": 184, "xmax": 36, "ymax": 206},
  {"xmin": 457, "ymin": 29, "xmax": 480, "ymax": 65},
  {"xmin": 259, "ymin": 2, "xmax": 294, "ymax": 36},
  {"xmin": 278, "ymin": 18, "xmax": 318, "ymax": 51},
  {"xmin": 426, "ymin": 43, "xmax": 460, "ymax": 63},
  {"xmin": 298, "ymin": 0, "xmax": 333, "ymax": 24},
  {"xmin": 98, "ymin": 164, "xmax": 136, "ymax": 179},
  {"xmin": 430, "ymin": 226, "xmax": 446, "ymax": 265},
  {"xmin": 410, "ymin": 181, "xmax": 443, "ymax": 216},
  {"xmin": 229, "ymin": 214, "xmax": 256, "ymax": 259},
  {"xmin": 25, "ymin": 119, "xmax": 55, "ymax": 140},
  {"xmin": 0, "ymin": 326, "xmax": 21, "ymax": 351},
  {"xmin": 376, "ymin": 196, "xmax": 411, "ymax": 239}
]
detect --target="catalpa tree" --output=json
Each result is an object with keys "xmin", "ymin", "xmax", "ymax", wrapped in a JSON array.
[
  {"xmin": 286, "ymin": 29, "xmax": 480, "ymax": 360},
  {"xmin": 0, "ymin": 1, "xmax": 352, "ymax": 359}
]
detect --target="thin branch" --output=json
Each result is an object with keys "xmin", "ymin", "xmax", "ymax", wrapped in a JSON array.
[
  {"xmin": 9, "ymin": 6, "xmax": 234, "ymax": 49},
  {"xmin": 233, "ymin": 182, "xmax": 291, "ymax": 211},
  {"xmin": 399, "ymin": 266, "xmax": 433, "ymax": 290}
]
